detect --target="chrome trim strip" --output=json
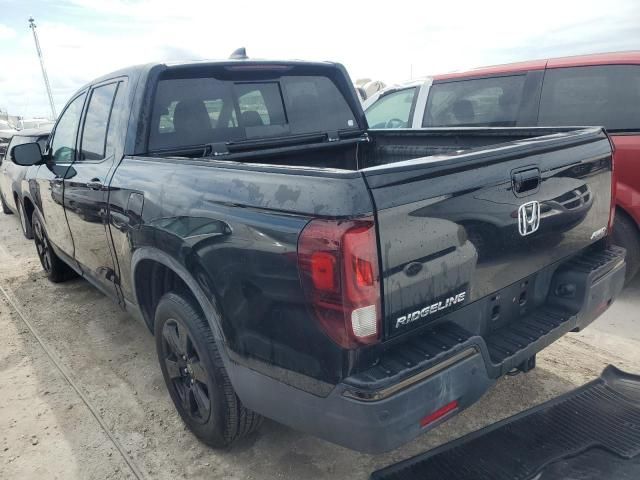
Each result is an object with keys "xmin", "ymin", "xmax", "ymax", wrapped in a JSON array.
[{"xmin": 343, "ymin": 347, "xmax": 478, "ymax": 402}]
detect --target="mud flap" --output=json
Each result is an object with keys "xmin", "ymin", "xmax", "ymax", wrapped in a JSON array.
[{"xmin": 371, "ymin": 365, "xmax": 640, "ymax": 480}]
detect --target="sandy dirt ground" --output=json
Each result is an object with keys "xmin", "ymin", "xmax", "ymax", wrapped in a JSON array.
[{"xmin": 0, "ymin": 211, "xmax": 638, "ymax": 480}]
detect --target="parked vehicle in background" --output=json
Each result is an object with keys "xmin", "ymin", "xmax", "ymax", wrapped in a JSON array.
[
  {"xmin": 0, "ymin": 119, "xmax": 19, "ymax": 158},
  {"xmin": 10, "ymin": 57, "xmax": 624, "ymax": 454},
  {"xmin": 364, "ymin": 51, "xmax": 640, "ymax": 283},
  {"xmin": 0, "ymin": 127, "xmax": 51, "ymax": 238},
  {"xmin": 363, "ymin": 78, "xmax": 432, "ymax": 128},
  {"xmin": 355, "ymin": 78, "xmax": 387, "ymax": 102},
  {"xmin": 19, "ymin": 118, "xmax": 56, "ymax": 130}
]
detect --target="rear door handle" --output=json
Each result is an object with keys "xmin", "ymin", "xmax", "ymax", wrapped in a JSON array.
[{"xmin": 87, "ymin": 178, "xmax": 103, "ymax": 191}]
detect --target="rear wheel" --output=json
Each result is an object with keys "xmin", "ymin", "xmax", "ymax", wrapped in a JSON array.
[
  {"xmin": 1, "ymin": 193, "xmax": 12, "ymax": 214},
  {"xmin": 32, "ymin": 210, "xmax": 77, "ymax": 283},
  {"xmin": 612, "ymin": 211, "xmax": 640, "ymax": 285},
  {"xmin": 154, "ymin": 292, "xmax": 263, "ymax": 448},
  {"xmin": 17, "ymin": 200, "xmax": 33, "ymax": 239}
]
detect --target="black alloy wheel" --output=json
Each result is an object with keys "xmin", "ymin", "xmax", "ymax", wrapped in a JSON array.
[
  {"xmin": 161, "ymin": 317, "xmax": 212, "ymax": 424},
  {"xmin": 33, "ymin": 214, "xmax": 52, "ymax": 273},
  {"xmin": 31, "ymin": 211, "xmax": 76, "ymax": 282},
  {"xmin": 154, "ymin": 292, "xmax": 263, "ymax": 448}
]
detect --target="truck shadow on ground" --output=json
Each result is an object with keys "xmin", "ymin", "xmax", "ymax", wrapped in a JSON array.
[{"xmin": 13, "ymin": 270, "xmax": 628, "ymax": 480}]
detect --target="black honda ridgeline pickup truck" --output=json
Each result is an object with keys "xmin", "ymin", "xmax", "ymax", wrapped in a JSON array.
[{"xmin": 11, "ymin": 59, "xmax": 625, "ymax": 453}]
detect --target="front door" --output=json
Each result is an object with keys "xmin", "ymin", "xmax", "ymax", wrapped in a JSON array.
[
  {"xmin": 36, "ymin": 92, "xmax": 87, "ymax": 256},
  {"xmin": 64, "ymin": 80, "xmax": 125, "ymax": 299}
]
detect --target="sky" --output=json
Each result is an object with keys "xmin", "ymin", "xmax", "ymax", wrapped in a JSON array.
[{"xmin": 0, "ymin": 0, "xmax": 639, "ymax": 119}]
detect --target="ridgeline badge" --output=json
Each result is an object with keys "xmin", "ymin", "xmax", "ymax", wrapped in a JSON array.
[{"xmin": 395, "ymin": 291, "xmax": 467, "ymax": 329}]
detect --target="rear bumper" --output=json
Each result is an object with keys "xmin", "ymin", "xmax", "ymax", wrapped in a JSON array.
[{"xmin": 226, "ymin": 246, "xmax": 626, "ymax": 453}]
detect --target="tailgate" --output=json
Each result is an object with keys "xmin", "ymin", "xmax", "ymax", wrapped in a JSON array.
[{"xmin": 363, "ymin": 128, "xmax": 613, "ymax": 339}]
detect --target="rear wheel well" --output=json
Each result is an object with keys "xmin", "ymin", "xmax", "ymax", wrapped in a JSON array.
[
  {"xmin": 616, "ymin": 206, "xmax": 640, "ymax": 230},
  {"xmin": 134, "ymin": 260, "xmax": 195, "ymax": 332}
]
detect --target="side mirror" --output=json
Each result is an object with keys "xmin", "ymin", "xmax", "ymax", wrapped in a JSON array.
[{"xmin": 12, "ymin": 142, "xmax": 44, "ymax": 166}]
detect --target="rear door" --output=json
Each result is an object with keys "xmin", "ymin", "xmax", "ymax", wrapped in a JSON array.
[{"xmin": 64, "ymin": 79, "xmax": 126, "ymax": 299}]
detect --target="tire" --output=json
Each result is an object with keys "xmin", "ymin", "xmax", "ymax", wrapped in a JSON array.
[
  {"xmin": 17, "ymin": 199, "xmax": 33, "ymax": 239},
  {"xmin": 154, "ymin": 292, "xmax": 263, "ymax": 448},
  {"xmin": 31, "ymin": 210, "xmax": 77, "ymax": 283},
  {"xmin": 612, "ymin": 211, "xmax": 640, "ymax": 285},
  {"xmin": 1, "ymin": 192, "xmax": 12, "ymax": 214}
]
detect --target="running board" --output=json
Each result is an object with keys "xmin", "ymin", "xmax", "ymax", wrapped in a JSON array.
[{"xmin": 371, "ymin": 365, "xmax": 640, "ymax": 480}]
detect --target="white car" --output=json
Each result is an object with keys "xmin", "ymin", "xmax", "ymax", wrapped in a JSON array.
[{"xmin": 362, "ymin": 78, "xmax": 433, "ymax": 128}]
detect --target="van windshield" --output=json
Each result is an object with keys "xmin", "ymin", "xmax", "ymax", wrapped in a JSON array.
[{"xmin": 148, "ymin": 72, "xmax": 359, "ymax": 152}]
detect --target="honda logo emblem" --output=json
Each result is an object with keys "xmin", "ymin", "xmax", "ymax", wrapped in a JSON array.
[{"xmin": 518, "ymin": 201, "xmax": 540, "ymax": 236}]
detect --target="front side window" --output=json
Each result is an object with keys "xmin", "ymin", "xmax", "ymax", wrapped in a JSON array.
[
  {"xmin": 423, "ymin": 75, "xmax": 526, "ymax": 127},
  {"xmin": 148, "ymin": 73, "xmax": 358, "ymax": 151},
  {"xmin": 538, "ymin": 65, "xmax": 640, "ymax": 131},
  {"xmin": 365, "ymin": 88, "xmax": 417, "ymax": 128},
  {"xmin": 80, "ymin": 83, "xmax": 119, "ymax": 161},
  {"xmin": 50, "ymin": 93, "xmax": 87, "ymax": 163}
]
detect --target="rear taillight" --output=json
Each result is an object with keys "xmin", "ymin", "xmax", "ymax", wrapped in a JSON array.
[{"xmin": 298, "ymin": 218, "xmax": 381, "ymax": 349}]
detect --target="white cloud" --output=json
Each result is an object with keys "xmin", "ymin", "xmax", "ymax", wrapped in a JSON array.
[
  {"xmin": 0, "ymin": 24, "xmax": 16, "ymax": 40},
  {"xmin": 1, "ymin": 0, "xmax": 639, "ymax": 118}
]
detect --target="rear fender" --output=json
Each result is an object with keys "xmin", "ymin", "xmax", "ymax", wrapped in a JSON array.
[{"xmin": 130, "ymin": 247, "xmax": 228, "ymax": 349}]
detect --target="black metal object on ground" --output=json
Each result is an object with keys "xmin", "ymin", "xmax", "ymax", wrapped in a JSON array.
[{"xmin": 371, "ymin": 366, "xmax": 640, "ymax": 480}]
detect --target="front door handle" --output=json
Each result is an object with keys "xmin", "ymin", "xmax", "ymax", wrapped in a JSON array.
[{"xmin": 87, "ymin": 178, "xmax": 103, "ymax": 191}]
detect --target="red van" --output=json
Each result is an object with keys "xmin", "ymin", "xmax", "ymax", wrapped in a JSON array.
[{"xmin": 364, "ymin": 51, "xmax": 640, "ymax": 282}]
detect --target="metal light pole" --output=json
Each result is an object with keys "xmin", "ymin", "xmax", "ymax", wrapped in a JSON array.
[{"xmin": 28, "ymin": 17, "xmax": 57, "ymax": 119}]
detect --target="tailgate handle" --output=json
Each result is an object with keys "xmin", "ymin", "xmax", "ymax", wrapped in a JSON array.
[{"xmin": 512, "ymin": 168, "xmax": 540, "ymax": 194}]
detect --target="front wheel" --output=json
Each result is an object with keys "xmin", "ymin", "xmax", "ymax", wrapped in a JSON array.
[
  {"xmin": 31, "ymin": 210, "xmax": 77, "ymax": 283},
  {"xmin": 154, "ymin": 292, "xmax": 263, "ymax": 448}
]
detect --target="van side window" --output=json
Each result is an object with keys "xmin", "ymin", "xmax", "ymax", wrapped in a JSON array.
[
  {"xmin": 538, "ymin": 65, "xmax": 640, "ymax": 132},
  {"xmin": 365, "ymin": 88, "xmax": 417, "ymax": 128},
  {"xmin": 423, "ymin": 76, "xmax": 526, "ymax": 127},
  {"xmin": 80, "ymin": 82, "xmax": 119, "ymax": 161}
]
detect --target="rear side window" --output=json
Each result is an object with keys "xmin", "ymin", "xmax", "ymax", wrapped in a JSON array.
[
  {"xmin": 423, "ymin": 75, "xmax": 526, "ymax": 127},
  {"xmin": 538, "ymin": 65, "xmax": 640, "ymax": 131},
  {"xmin": 80, "ymin": 82, "xmax": 119, "ymax": 161},
  {"xmin": 148, "ymin": 74, "xmax": 358, "ymax": 151},
  {"xmin": 365, "ymin": 88, "xmax": 417, "ymax": 128}
]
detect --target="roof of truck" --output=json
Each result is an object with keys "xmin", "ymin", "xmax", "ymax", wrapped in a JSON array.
[
  {"xmin": 433, "ymin": 50, "xmax": 640, "ymax": 81},
  {"xmin": 79, "ymin": 59, "xmax": 343, "ymax": 90},
  {"xmin": 12, "ymin": 127, "xmax": 51, "ymax": 137}
]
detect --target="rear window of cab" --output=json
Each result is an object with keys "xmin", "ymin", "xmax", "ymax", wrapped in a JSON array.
[{"xmin": 148, "ymin": 72, "xmax": 359, "ymax": 151}]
